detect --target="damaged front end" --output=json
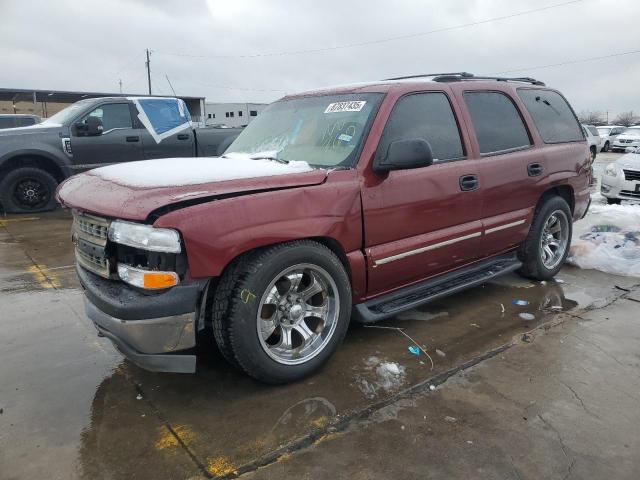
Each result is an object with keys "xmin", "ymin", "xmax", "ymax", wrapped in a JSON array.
[{"xmin": 72, "ymin": 210, "xmax": 206, "ymax": 373}]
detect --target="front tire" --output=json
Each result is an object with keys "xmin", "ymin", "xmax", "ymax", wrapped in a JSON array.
[
  {"xmin": 606, "ymin": 197, "xmax": 621, "ymax": 205},
  {"xmin": 212, "ymin": 241, "xmax": 351, "ymax": 384},
  {"xmin": 518, "ymin": 196, "xmax": 572, "ymax": 281},
  {"xmin": 0, "ymin": 167, "xmax": 58, "ymax": 213}
]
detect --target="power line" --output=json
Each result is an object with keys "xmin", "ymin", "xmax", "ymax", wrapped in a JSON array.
[
  {"xmin": 155, "ymin": 0, "xmax": 587, "ymax": 60},
  {"xmin": 492, "ymin": 48, "xmax": 640, "ymax": 74}
]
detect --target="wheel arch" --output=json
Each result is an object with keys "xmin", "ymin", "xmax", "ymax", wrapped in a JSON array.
[
  {"xmin": 0, "ymin": 153, "xmax": 68, "ymax": 183},
  {"xmin": 537, "ymin": 184, "xmax": 575, "ymax": 215}
]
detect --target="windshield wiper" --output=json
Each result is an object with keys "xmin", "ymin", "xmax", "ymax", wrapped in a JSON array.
[{"xmin": 249, "ymin": 155, "xmax": 289, "ymax": 164}]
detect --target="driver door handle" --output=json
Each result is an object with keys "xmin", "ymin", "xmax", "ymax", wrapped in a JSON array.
[
  {"xmin": 177, "ymin": 134, "xmax": 190, "ymax": 140},
  {"xmin": 126, "ymin": 136, "xmax": 139, "ymax": 142},
  {"xmin": 459, "ymin": 174, "xmax": 479, "ymax": 191}
]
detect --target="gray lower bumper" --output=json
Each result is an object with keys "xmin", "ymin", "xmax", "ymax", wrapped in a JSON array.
[{"xmin": 84, "ymin": 295, "xmax": 197, "ymax": 373}]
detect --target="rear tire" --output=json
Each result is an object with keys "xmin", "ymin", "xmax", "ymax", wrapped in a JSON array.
[
  {"xmin": 602, "ymin": 141, "xmax": 610, "ymax": 152},
  {"xmin": 0, "ymin": 167, "xmax": 58, "ymax": 213},
  {"xmin": 590, "ymin": 146, "xmax": 597, "ymax": 163},
  {"xmin": 517, "ymin": 196, "xmax": 572, "ymax": 281},
  {"xmin": 606, "ymin": 197, "xmax": 622, "ymax": 205},
  {"xmin": 212, "ymin": 240, "xmax": 352, "ymax": 384}
]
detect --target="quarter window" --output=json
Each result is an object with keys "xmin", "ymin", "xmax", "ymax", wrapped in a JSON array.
[
  {"xmin": 377, "ymin": 92, "xmax": 464, "ymax": 162},
  {"xmin": 517, "ymin": 89, "xmax": 583, "ymax": 143},
  {"xmin": 464, "ymin": 91, "xmax": 531, "ymax": 154}
]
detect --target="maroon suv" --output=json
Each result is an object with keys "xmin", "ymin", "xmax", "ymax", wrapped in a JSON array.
[{"xmin": 57, "ymin": 72, "xmax": 591, "ymax": 384}]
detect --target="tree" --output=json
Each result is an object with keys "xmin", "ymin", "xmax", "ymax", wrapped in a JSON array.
[
  {"xmin": 612, "ymin": 111, "xmax": 639, "ymax": 127},
  {"xmin": 577, "ymin": 110, "xmax": 605, "ymax": 125}
]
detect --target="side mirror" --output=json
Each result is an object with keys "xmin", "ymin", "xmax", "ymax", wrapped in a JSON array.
[
  {"xmin": 374, "ymin": 138, "xmax": 434, "ymax": 173},
  {"xmin": 76, "ymin": 117, "xmax": 103, "ymax": 136}
]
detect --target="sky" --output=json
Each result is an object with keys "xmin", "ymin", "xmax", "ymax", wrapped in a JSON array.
[{"xmin": 1, "ymin": 0, "xmax": 639, "ymax": 118}]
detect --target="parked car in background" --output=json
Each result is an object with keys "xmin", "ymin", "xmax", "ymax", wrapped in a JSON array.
[
  {"xmin": 582, "ymin": 124, "xmax": 600, "ymax": 161},
  {"xmin": 601, "ymin": 147, "xmax": 640, "ymax": 204},
  {"xmin": 596, "ymin": 125, "xmax": 625, "ymax": 152},
  {"xmin": 0, "ymin": 97, "xmax": 241, "ymax": 213},
  {"xmin": 612, "ymin": 126, "xmax": 640, "ymax": 152},
  {"xmin": 57, "ymin": 73, "xmax": 591, "ymax": 383},
  {"xmin": 0, "ymin": 114, "xmax": 41, "ymax": 129}
]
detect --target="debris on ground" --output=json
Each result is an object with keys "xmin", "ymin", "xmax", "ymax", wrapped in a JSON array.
[
  {"xmin": 354, "ymin": 357, "xmax": 407, "ymax": 398},
  {"xmin": 408, "ymin": 346, "xmax": 420, "ymax": 356},
  {"xmin": 429, "ymin": 385, "xmax": 436, "ymax": 391},
  {"xmin": 500, "ymin": 303, "xmax": 505, "ymax": 313},
  {"xmin": 519, "ymin": 313, "xmax": 536, "ymax": 321},
  {"xmin": 444, "ymin": 416, "xmax": 457, "ymax": 423},
  {"xmin": 568, "ymin": 203, "xmax": 640, "ymax": 277},
  {"xmin": 136, "ymin": 394, "xmax": 142, "ymax": 400},
  {"xmin": 364, "ymin": 325, "xmax": 434, "ymax": 369},
  {"xmin": 435, "ymin": 349, "xmax": 446, "ymax": 357},
  {"xmin": 512, "ymin": 299, "xmax": 530, "ymax": 306},
  {"xmin": 470, "ymin": 323, "xmax": 481, "ymax": 329}
]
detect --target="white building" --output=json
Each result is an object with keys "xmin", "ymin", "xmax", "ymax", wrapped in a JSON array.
[{"xmin": 205, "ymin": 102, "xmax": 268, "ymax": 128}]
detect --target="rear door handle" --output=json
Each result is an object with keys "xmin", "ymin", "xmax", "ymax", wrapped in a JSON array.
[
  {"xmin": 126, "ymin": 136, "xmax": 139, "ymax": 142},
  {"xmin": 459, "ymin": 174, "xmax": 478, "ymax": 191},
  {"xmin": 177, "ymin": 134, "xmax": 190, "ymax": 140},
  {"xmin": 528, "ymin": 162, "xmax": 544, "ymax": 176}
]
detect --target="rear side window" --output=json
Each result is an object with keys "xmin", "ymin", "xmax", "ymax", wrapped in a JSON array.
[
  {"xmin": 0, "ymin": 118, "xmax": 15, "ymax": 128},
  {"xmin": 517, "ymin": 89, "xmax": 583, "ymax": 143},
  {"xmin": 463, "ymin": 91, "xmax": 531, "ymax": 154},
  {"xmin": 377, "ymin": 92, "xmax": 464, "ymax": 162},
  {"xmin": 586, "ymin": 126, "xmax": 599, "ymax": 136}
]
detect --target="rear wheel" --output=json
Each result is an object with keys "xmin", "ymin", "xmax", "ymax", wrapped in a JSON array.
[
  {"xmin": 606, "ymin": 197, "xmax": 621, "ymax": 205},
  {"xmin": 212, "ymin": 241, "xmax": 351, "ymax": 384},
  {"xmin": 0, "ymin": 167, "xmax": 58, "ymax": 213},
  {"xmin": 602, "ymin": 141, "xmax": 610, "ymax": 152},
  {"xmin": 518, "ymin": 196, "xmax": 572, "ymax": 281},
  {"xmin": 590, "ymin": 146, "xmax": 597, "ymax": 163}
]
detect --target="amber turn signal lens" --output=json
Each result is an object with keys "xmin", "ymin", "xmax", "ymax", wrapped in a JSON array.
[{"xmin": 143, "ymin": 272, "xmax": 179, "ymax": 289}]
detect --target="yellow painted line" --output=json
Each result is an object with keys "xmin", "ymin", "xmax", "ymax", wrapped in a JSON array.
[
  {"xmin": 27, "ymin": 264, "xmax": 62, "ymax": 289},
  {"xmin": 0, "ymin": 217, "xmax": 39, "ymax": 227},
  {"xmin": 155, "ymin": 425, "xmax": 195, "ymax": 450},
  {"xmin": 206, "ymin": 456, "xmax": 236, "ymax": 477}
]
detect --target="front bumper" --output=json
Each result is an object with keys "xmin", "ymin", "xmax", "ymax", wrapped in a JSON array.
[
  {"xmin": 601, "ymin": 176, "xmax": 640, "ymax": 201},
  {"xmin": 612, "ymin": 141, "xmax": 640, "ymax": 151},
  {"xmin": 78, "ymin": 266, "xmax": 206, "ymax": 373}
]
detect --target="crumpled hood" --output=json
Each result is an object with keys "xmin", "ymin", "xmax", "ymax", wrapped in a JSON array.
[{"xmin": 56, "ymin": 156, "xmax": 327, "ymax": 221}]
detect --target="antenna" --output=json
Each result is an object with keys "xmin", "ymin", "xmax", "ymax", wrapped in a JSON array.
[{"xmin": 165, "ymin": 75, "xmax": 177, "ymax": 96}]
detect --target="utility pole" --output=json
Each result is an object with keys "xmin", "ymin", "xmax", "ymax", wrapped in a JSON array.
[
  {"xmin": 145, "ymin": 49, "xmax": 152, "ymax": 95},
  {"xmin": 118, "ymin": 79, "xmax": 123, "ymax": 94}
]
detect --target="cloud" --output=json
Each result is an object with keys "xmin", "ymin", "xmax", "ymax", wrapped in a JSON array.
[{"xmin": 1, "ymin": 0, "xmax": 639, "ymax": 115}]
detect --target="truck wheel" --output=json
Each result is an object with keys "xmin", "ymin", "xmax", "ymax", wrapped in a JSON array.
[
  {"xmin": 517, "ymin": 196, "xmax": 572, "ymax": 281},
  {"xmin": 606, "ymin": 198, "xmax": 621, "ymax": 205},
  {"xmin": 0, "ymin": 167, "xmax": 58, "ymax": 213},
  {"xmin": 212, "ymin": 240, "xmax": 351, "ymax": 384},
  {"xmin": 590, "ymin": 146, "xmax": 597, "ymax": 162},
  {"xmin": 602, "ymin": 141, "xmax": 610, "ymax": 152}
]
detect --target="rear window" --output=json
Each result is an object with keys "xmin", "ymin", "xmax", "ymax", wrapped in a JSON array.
[
  {"xmin": 517, "ymin": 89, "xmax": 583, "ymax": 143},
  {"xmin": 463, "ymin": 91, "xmax": 531, "ymax": 154},
  {"xmin": 586, "ymin": 126, "xmax": 599, "ymax": 136},
  {"xmin": 17, "ymin": 117, "xmax": 36, "ymax": 127},
  {"xmin": 0, "ymin": 118, "xmax": 15, "ymax": 129}
]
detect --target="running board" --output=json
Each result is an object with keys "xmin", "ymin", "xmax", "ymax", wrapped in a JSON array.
[{"xmin": 354, "ymin": 253, "xmax": 521, "ymax": 324}]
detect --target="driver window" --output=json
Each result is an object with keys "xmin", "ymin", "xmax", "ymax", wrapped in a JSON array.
[
  {"xmin": 376, "ymin": 92, "xmax": 465, "ymax": 163},
  {"xmin": 80, "ymin": 103, "xmax": 132, "ymax": 131}
]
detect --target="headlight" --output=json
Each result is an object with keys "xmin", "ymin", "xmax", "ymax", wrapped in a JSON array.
[
  {"xmin": 118, "ymin": 264, "xmax": 179, "ymax": 290},
  {"xmin": 108, "ymin": 220, "xmax": 181, "ymax": 253},
  {"xmin": 604, "ymin": 163, "xmax": 618, "ymax": 177}
]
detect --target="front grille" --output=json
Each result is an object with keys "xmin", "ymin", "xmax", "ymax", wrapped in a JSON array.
[
  {"xmin": 620, "ymin": 190, "xmax": 640, "ymax": 198},
  {"xmin": 72, "ymin": 210, "xmax": 112, "ymax": 278},
  {"xmin": 623, "ymin": 169, "xmax": 640, "ymax": 181}
]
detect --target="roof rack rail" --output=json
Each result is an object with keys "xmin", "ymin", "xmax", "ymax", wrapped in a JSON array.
[{"xmin": 383, "ymin": 72, "xmax": 545, "ymax": 86}]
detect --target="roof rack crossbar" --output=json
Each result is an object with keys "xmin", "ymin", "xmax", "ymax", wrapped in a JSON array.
[{"xmin": 383, "ymin": 72, "xmax": 545, "ymax": 86}]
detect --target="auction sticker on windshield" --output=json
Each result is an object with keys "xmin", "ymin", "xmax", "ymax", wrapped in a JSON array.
[{"xmin": 324, "ymin": 101, "xmax": 366, "ymax": 113}]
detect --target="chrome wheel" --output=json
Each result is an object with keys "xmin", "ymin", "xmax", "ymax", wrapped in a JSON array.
[
  {"xmin": 540, "ymin": 210, "xmax": 569, "ymax": 269},
  {"xmin": 256, "ymin": 264, "xmax": 339, "ymax": 365}
]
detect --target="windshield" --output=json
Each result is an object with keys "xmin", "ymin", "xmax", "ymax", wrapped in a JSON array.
[
  {"xmin": 622, "ymin": 127, "xmax": 640, "ymax": 135},
  {"xmin": 41, "ymin": 100, "xmax": 93, "ymax": 125},
  {"xmin": 225, "ymin": 93, "xmax": 383, "ymax": 168},
  {"xmin": 596, "ymin": 127, "xmax": 611, "ymax": 135}
]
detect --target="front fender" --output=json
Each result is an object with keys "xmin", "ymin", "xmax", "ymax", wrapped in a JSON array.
[
  {"xmin": 0, "ymin": 146, "xmax": 73, "ymax": 177},
  {"xmin": 154, "ymin": 170, "xmax": 363, "ymax": 279}
]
